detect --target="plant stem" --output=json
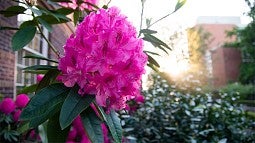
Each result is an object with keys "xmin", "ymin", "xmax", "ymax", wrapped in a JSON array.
[
  {"xmin": 30, "ymin": 11, "xmax": 60, "ymax": 58},
  {"xmin": 138, "ymin": 0, "xmax": 145, "ymax": 37},
  {"xmin": 106, "ymin": 0, "xmax": 112, "ymax": 7},
  {"xmin": 147, "ymin": 12, "xmax": 173, "ymax": 29},
  {"xmin": 37, "ymin": 24, "xmax": 60, "ymax": 58}
]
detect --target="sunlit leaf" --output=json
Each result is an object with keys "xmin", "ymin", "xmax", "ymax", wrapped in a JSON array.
[
  {"xmin": 147, "ymin": 54, "xmax": 160, "ymax": 67},
  {"xmin": 143, "ymin": 34, "xmax": 171, "ymax": 55},
  {"xmin": 144, "ymin": 50, "xmax": 160, "ymax": 56},
  {"xmin": 174, "ymin": 0, "xmax": 186, "ymax": 13},
  {"xmin": 140, "ymin": 29, "xmax": 157, "ymax": 34}
]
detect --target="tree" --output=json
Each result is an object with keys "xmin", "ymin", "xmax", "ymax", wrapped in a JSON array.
[{"xmin": 225, "ymin": 0, "xmax": 255, "ymax": 84}]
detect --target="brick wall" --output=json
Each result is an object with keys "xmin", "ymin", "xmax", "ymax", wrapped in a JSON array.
[
  {"xmin": 0, "ymin": 0, "xmax": 17, "ymax": 97},
  {"xmin": 223, "ymin": 48, "xmax": 241, "ymax": 83},
  {"xmin": 49, "ymin": 23, "xmax": 74, "ymax": 59},
  {"xmin": 197, "ymin": 24, "xmax": 241, "ymax": 87},
  {"xmin": 0, "ymin": 1, "xmax": 74, "ymax": 97}
]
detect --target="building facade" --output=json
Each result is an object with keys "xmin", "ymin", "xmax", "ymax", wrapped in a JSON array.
[
  {"xmin": 188, "ymin": 16, "xmax": 242, "ymax": 87},
  {"xmin": 0, "ymin": 0, "xmax": 74, "ymax": 97}
]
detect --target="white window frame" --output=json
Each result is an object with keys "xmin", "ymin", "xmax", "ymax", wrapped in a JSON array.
[{"xmin": 15, "ymin": 28, "xmax": 49, "ymax": 87}]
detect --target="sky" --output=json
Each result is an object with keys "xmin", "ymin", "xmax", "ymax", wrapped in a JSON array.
[
  {"xmin": 109, "ymin": 0, "xmax": 251, "ymax": 29},
  {"xmin": 108, "ymin": 0, "xmax": 251, "ymax": 77}
]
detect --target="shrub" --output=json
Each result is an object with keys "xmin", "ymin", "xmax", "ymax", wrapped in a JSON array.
[
  {"xmin": 122, "ymin": 74, "xmax": 255, "ymax": 143},
  {"xmin": 219, "ymin": 82, "xmax": 255, "ymax": 100},
  {"xmin": 0, "ymin": 95, "xmax": 40, "ymax": 143}
]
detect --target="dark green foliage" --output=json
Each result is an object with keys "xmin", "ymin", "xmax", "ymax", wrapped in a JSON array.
[
  {"xmin": 219, "ymin": 82, "xmax": 255, "ymax": 100},
  {"xmin": 224, "ymin": 0, "xmax": 255, "ymax": 84},
  {"xmin": 81, "ymin": 107, "xmax": 104, "ymax": 143},
  {"xmin": 122, "ymin": 75, "xmax": 255, "ymax": 143}
]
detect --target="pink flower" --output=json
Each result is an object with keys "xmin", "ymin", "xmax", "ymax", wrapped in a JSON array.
[
  {"xmin": 36, "ymin": 74, "xmax": 44, "ymax": 82},
  {"xmin": 102, "ymin": 123, "xmax": 110, "ymax": 143},
  {"xmin": 72, "ymin": 116, "xmax": 85, "ymax": 136},
  {"xmin": 13, "ymin": 109, "xmax": 21, "ymax": 122},
  {"xmin": 67, "ymin": 128, "xmax": 77, "ymax": 141},
  {"xmin": 59, "ymin": 0, "xmax": 98, "ymax": 10},
  {"xmin": 15, "ymin": 94, "xmax": 30, "ymax": 108},
  {"xmin": 58, "ymin": 7, "xmax": 147, "ymax": 111},
  {"xmin": 0, "ymin": 98, "xmax": 15, "ymax": 114},
  {"xmin": 135, "ymin": 94, "xmax": 145, "ymax": 104},
  {"xmin": 81, "ymin": 135, "xmax": 91, "ymax": 143}
]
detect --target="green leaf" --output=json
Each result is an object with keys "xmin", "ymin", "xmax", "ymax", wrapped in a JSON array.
[
  {"xmin": 97, "ymin": 107, "xmax": 122, "ymax": 143},
  {"xmin": 147, "ymin": 63, "xmax": 160, "ymax": 72},
  {"xmin": 0, "ymin": 6, "xmax": 26, "ymax": 17},
  {"xmin": 73, "ymin": 10, "xmax": 80, "ymax": 25},
  {"xmin": 23, "ymin": 65, "xmax": 58, "ymax": 71},
  {"xmin": 174, "ymin": 0, "xmax": 186, "ymax": 13},
  {"xmin": 17, "ymin": 121, "xmax": 30, "ymax": 134},
  {"xmin": 143, "ymin": 34, "xmax": 171, "ymax": 51},
  {"xmin": 55, "ymin": 7, "xmax": 74, "ymax": 15},
  {"xmin": 144, "ymin": 50, "xmax": 160, "ymax": 56},
  {"xmin": 59, "ymin": 85, "xmax": 95, "ymax": 129},
  {"xmin": 0, "ymin": 26, "xmax": 19, "ymax": 30},
  {"xmin": 81, "ymin": 107, "xmax": 104, "ymax": 143},
  {"xmin": 37, "ymin": 17, "xmax": 53, "ymax": 32},
  {"xmin": 23, "ymin": 70, "xmax": 48, "ymax": 74},
  {"xmin": 20, "ymin": 83, "xmax": 70, "ymax": 120},
  {"xmin": 17, "ymin": 84, "xmax": 38, "ymax": 94},
  {"xmin": 147, "ymin": 54, "xmax": 160, "ymax": 67},
  {"xmin": 11, "ymin": 26, "xmax": 36, "ymax": 51},
  {"xmin": 140, "ymin": 29, "xmax": 157, "ymax": 34},
  {"xmin": 47, "ymin": 112, "xmax": 70, "ymax": 143},
  {"xmin": 19, "ymin": 20, "xmax": 37, "ymax": 29},
  {"xmin": 23, "ymin": 53, "xmax": 58, "ymax": 63},
  {"xmin": 38, "ymin": 122, "xmax": 48, "ymax": 143},
  {"xmin": 36, "ymin": 5, "xmax": 70, "ymax": 21},
  {"xmin": 27, "ymin": 5, "xmax": 42, "ymax": 16},
  {"xmin": 36, "ymin": 14, "xmax": 70, "ymax": 24},
  {"xmin": 29, "ymin": 101, "xmax": 63, "ymax": 127},
  {"xmin": 36, "ymin": 69, "xmax": 60, "ymax": 93}
]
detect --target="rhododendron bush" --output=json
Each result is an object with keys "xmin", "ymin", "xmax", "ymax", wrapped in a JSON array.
[{"xmin": 0, "ymin": 0, "xmax": 185, "ymax": 142}]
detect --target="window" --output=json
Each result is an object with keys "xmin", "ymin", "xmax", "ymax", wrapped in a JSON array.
[{"xmin": 16, "ymin": 11, "xmax": 49, "ymax": 88}]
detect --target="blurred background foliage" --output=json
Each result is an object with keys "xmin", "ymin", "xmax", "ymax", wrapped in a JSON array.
[{"xmin": 121, "ymin": 74, "xmax": 255, "ymax": 143}]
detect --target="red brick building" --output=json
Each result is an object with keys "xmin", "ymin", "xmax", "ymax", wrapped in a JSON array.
[
  {"xmin": 190, "ymin": 16, "xmax": 242, "ymax": 87},
  {"xmin": 0, "ymin": 1, "xmax": 74, "ymax": 97}
]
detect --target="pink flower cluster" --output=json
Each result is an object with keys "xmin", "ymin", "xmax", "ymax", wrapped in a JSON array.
[
  {"xmin": 59, "ymin": 0, "xmax": 98, "ymax": 10},
  {"xmin": 66, "ymin": 116, "xmax": 110, "ymax": 143},
  {"xmin": 0, "ymin": 94, "xmax": 30, "ymax": 122},
  {"xmin": 58, "ymin": 7, "xmax": 147, "ymax": 110}
]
